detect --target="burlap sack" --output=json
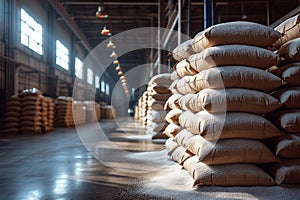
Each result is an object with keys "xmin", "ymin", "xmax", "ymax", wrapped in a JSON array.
[
  {"xmin": 266, "ymin": 134, "xmax": 300, "ymax": 158},
  {"xmin": 172, "ymin": 39, "xmax": 194, "ymax": 61},
  {"xmin": 165, "ymin": 94, "xmax": 182, "ymax": 110},
  {"xmin": 272, "ymin": 86, "xmax": 300, "ymax": 108},
  {"xmin": 267, "ymin": 159, "xmax": 300, "ymax": 184},
  {"xmin": 179, "ymin": 111, "xmax": 282, "ymax": 140},
  {"xmin": 5, "ymin": 111, "xmax": 19, "ymax": 118},
  {"xmin": 278, "ymin": 38, "xmax": 300, "ymax": 62},
  {"xmin": 169, "ymin": 145, "xmax": 194, "ymax": 165},
  {"xmin": 170, "ymin": 70, "xmax": 180, "ymax": 81},
  {"xmin": 175, "ymin": 76, "xmax": 198, "ymax": 94},
  {"xmin": 151, "ymin": 110, "xmax": 167, "ymax": 123},
  {"xmin": 5, "ymin": 116, "xmax": 19, "ymax": 123},
  {"xmin": 174, "ymin": 59, "xmax": 198, "ymax": 77},
  {"xmin": 197, "ymin": 88, "xmax": 281, "ymax": 114},
  {"xmin": 150, "ymin": 100, "xmax": 166, "ymax": 111},
  {"xmin": 281, "ymin": 64, "xmax": 300, "ymax": 86},
  {"xmin": 168, "ymin": 79, "xmax": 181, "ymax": 94},
  {"xmin": 7, "ymin": 101, "xmax": 20, "ymax": 107},
  {"xmin": 163, "ymin": 123, "xmax": 183, "ymax": 138},
  {"xmin": 273, "ymin": 14, "xmax": 300, "ymax": 49},
  {"xmin": 4, "ymin": 122, "xmax": 19, "ymax": 128},
  {"xmin": 152, "ymin": 85, "xmax": 171, "ymax": 94},
  {"xmin": 175, "ymin": 129, "xmax": 278, "ymax": 164},
  {"xmin": 191, "ymin": 21, "xmax": 281, "ymax": 53},
  {"xmin": 148, "ymin": 73, "xmax": 172, "ymax": 86},
  {"xmin": 177, "ymin": 93, "xmax": 196, "ymax": 111},
  {"xmin": 188, "ymin": 45, "xmax": 280, "ymax": 73},
  {"xmin": 267, "ymin": 109, "xmax": 300, "ymax": 133},
  {"xmin": 189, "ymin": 66, "xmax": 284, "ymax": 91},
  {"xmin": 165, "ymin": 109, "xmax": 183, "ymax": 125},
  {"xmin": 184, "ymin": 156, "xmax": 275, "ymax": 186},
  {"xmin": 165, "ymin": 138, "xmax": 180, "ymax": 155},
  {"xmin": 152, "ymin": 93, "xmax": 172, "ymax": 101}
]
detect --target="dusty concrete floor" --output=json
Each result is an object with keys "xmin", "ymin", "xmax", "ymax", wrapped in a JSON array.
[{"xmin": 1, "ymin": 118, "xmax": 300, "ymax": 200}]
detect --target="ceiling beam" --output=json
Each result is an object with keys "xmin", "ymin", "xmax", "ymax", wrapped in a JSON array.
[{"xmin": 48, "ymin": 0, "xmax": 92, "ymax": 51}]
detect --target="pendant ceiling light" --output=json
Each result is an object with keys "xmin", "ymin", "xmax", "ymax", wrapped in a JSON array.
[
  {"xmin": 118, "ymin": 71, "xmax": 123, "ymax": 76},
  {"xmin": 101, "ymin": 26, "xmax": 110, "ymax": 36},
  {"xmin": 120, "ymin": 76, "xmax": 125, "ymax": 80},
  {"xmin": 110, "ymin": 50, "xmax": 117, "ymax": 58},
  {"xmin": 96, "ymin": 0, "xmax": 108, "ymax": 19},
  {"xmin": 107, "ymin": 40, "xmax": 115, "ymax": 48},
  {"xmin": 115, "ymin": 65, "xmax": 121, "ymax": 71},
  {"xmin": 113, "ymin": 60, "xmax": 119, "ymax": 65}
]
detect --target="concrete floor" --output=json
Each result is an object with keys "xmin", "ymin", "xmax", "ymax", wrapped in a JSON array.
[
  {"xmin": 1, "ymin": 118, "xmax": 300, "ymax": 200},
  {"xmin": 0, "ymin": 119, "xmax": 169, "ymax": 200}
]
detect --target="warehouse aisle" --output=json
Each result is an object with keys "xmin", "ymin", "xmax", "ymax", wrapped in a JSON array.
[{"xmin": 0, "ymin": 119, "xmax": 169, "ymax": 200}]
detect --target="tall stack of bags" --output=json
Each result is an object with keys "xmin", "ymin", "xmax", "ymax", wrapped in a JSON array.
[
  {"xmin": 73, "ymin": 101, "xmax": 86, "ymax": 125},
  {"xmin": 3, "ymin": 95, "xmax": 21, "ymax": 134},
  {"xmin": 146, "ymin": 74, "xmax": 172, "ymax": 139},
  {"xmin": 264, "ymin": 14, "xmax": 300, "ymax": 185},
  {"xmin": 19, "ymin": 88, "xmax": 43, "ymax": 134},
  {"xmin": 166, "ymin": 21, "xmax": 286, "ymax": 186},
  {"xmin": 84, "ymin": 101, "xmax": 100, "ymax": 123},
  {"xmin": 46, "ymin": 97, "xmax": 55, "ymax": 131},
  {"xmin": 55, "ymin": 96, "xmax": 74, "ymax": 127},
  {"xmin": 138, "ymin": 91, "xmax": 149, "ymax": 127}
]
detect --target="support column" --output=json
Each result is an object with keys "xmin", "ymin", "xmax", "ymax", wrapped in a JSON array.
[
  {"xmin": 4, "ymin": 0, "xmax": 16, "ymax": 98},
  {"xmin": 204, "ymin": 0, "xmax": 214, "ymax": 29},
  {"xmin": 69, "ymin": 33, "xmax": 76, "ymax": 97},
  {"xmin": 47, "ymin": 4, "xmax": 56, "ymax": 97}
]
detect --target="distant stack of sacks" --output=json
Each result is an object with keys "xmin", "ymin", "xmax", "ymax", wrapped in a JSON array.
[
  {"xmin": 73, "ymin": 101, "xmax": 86, "ymax": 125},
  {"xmin": 19, "ymin": 88, "xmax": 43, "ymax": 134},
  {"xmin": 138, "ymin": 91, "xmax": 149, "ymax": 127},
  {"xmin": 84, "ymin": 101, "xmax": 100, "ymax": 123},
  {"xmin": 101, "ymin": 105, "xmax": 115, "ymax": 119},
  {"xmin": 165, "ymin": 21, "xmax": 286, "ymax": 186},
  {"xmin": 41, "ymin": 97, "xmax": 54, "ymax": 132},
  {"xmin": 263, "ymin": 14, "xmax": 300, "ymax": 185},
  {"xmin": 3, "ymin": 95, "xmax": 21, "ymax": 134},
  {"xmin": 146, "ymin": 74, "xmax": 172, "ymax": 139},
  {"xmin": 46, "ymin": 98, "xmax": 55, "ymax": 131},
  {"xmin": 55, "ymin": 96, "xmax": 74, "ymax": 127}
]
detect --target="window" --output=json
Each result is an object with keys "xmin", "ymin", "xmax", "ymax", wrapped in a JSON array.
[
  {"xmin": 95, "ymin": 75, "xmax": 100, "ymax": 89},
  {"xmin": 75, "ymin": 57, "xmax": 83, "ymax": 79},
  {"xmin": 87, "ymin": 68, "xmax": 93, "ymax": 85},
  {"xmin": 20, "ymin": 9, "xmax": 43, "ymax": 55},
  {"xmin": 101, "ymin": 81, "xmax": 105, "ymax": 93},
  {"xmin": 56, "ymin": 40, "xmax": 69, "ymax": 70},
  {"xmin": 105, "ymin": 84, "xmax": 110, "ymax": 95}
]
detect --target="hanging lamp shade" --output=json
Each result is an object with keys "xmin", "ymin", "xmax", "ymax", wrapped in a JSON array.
[
  {"xmin": 110, "ymin": 51, "xmax": 117, "ymax": 58},
  {"xmin": 122, "ymin": 82, "xmax": 127, "ymax": 87},
  {"xmin": 121, "ymin": 79, "xmax": 126, "ymax": 83},
  {"xmin": 113, "ymin": 60, "xmax": 119, "ymax": 65},
  {"xmin": 107, "ymin": 40, "xmax": 114, "ymax": 48},
  {"xmin": 118, "ymin": 71, "xmax": 123, "ymax": 75},
  {"xmin": 115, "ymin": 65, "xmax": 121, "ymax": 71},
  {"xmin": 120, "ymin": 76, "xmax": 125, "ymax": 80},
  {"xmin": 101, "ymin": 26, "xmax": 110, "ymax": 36},
  {"xmin": 96, "ymin": 5, "xmax": 108, "ymax": 19}
]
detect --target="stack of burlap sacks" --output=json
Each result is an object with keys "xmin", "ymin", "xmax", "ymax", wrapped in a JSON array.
[
  {"xmin": 262, "ymin": 14, "xmax": 300, "ymax": 185},
  {"xmin": 4, "ymin": 88, "xmax": 55, "ymax": 134},
  {"xmin": 101, "ymin": 105, "xmax": 115, "ymax": 119},
  {"xmin": 3, "ymin": 95, "xmax": 21, "ymax": 134},
  {"xmin": 84, "ymin": 101, "xmax": 101, "ymax": 122},
  {"xmin": 138, "ymin": 91, "xmax": 149, "ymax": 126},
  {"xmin": 73, "ymin": 101, "xmax": 86, "ymax": 125},
  {"xmin": 55, "ymin": 96, "xmax": 75, "ymax": 127},
  {"xmin": 146, "ymin": 74, "xmax": 172, "ymax": 139},
  {"xmin": 164, "ymin": 21, "xmax": 292, "ymax": 186}
]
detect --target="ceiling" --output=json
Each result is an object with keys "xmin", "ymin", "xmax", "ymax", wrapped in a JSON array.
[{"xmin": 57, "ymin": 0, "xmax": 300, "ymax": 84}]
